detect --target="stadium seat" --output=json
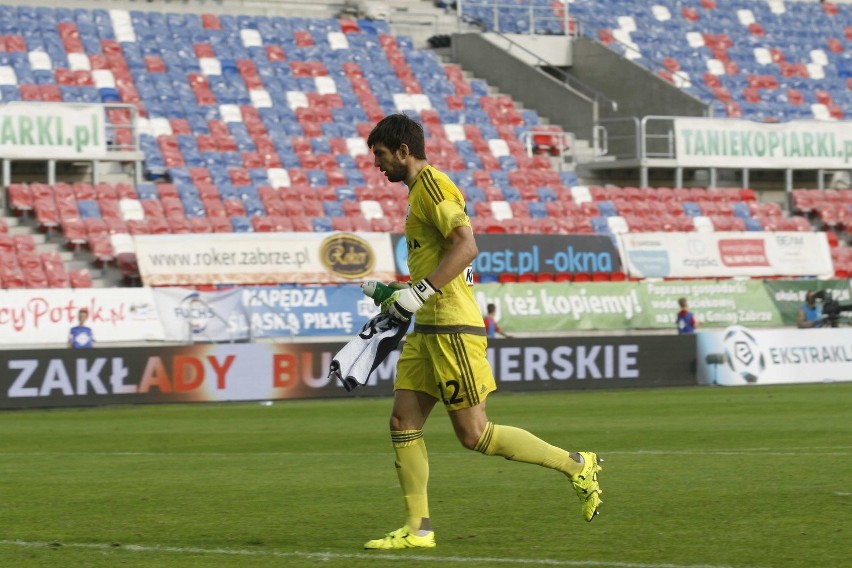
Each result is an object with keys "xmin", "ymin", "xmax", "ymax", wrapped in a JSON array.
[{"xmin": 8, "ymin": 184, "xmax": 34, "ymax": 215}]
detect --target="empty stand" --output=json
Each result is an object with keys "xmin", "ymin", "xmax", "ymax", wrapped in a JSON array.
[
  {"xmin": 0, "ymin": 5, "xmax": 849, "ymax": 288},
  {"xmin": 566, "ymin": 0, "xmax": 850, "ymax": 122}
]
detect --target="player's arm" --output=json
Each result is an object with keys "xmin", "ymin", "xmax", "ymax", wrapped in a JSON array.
[
  {"xmin": 383, "ymin": 225, "xmax": 477, "ymax": 322},
  {"xmin": 425, "ymin": 224, "xmax": 477, "ymax": 290}
]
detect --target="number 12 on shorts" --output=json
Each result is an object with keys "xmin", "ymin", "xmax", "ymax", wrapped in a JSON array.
[{"xmin": 438, "ymin": 380, "xmax": 465, "ymax": 406}]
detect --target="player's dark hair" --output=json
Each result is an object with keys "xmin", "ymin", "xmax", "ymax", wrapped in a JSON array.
[{"xmin": 367, "ymin": 114, "xmax": 427, "ymax": 160}]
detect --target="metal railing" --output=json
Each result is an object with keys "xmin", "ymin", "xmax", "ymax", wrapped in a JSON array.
[
  {"xmin": 592, "ymin": 116, "xmax": 682, "ymax": 162},
  {"xmin": 104, "ymin": 103, "xmax": 141, "ymax": 154},
  {"xmin": 457, "ymin": 16, "xmax": 617, "ymax": 116},
  {"xmin": 457, "ymin": 0, "xmax": 574, "ymax": 36}
]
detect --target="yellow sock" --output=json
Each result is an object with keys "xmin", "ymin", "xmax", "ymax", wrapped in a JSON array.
[
  {"xmin": 392, "ymin": 430, "xmax": 430, "ymax": 531},
  {"xmin": 474, "ymin": 422, "xmax": 583, "ymax": 476}
]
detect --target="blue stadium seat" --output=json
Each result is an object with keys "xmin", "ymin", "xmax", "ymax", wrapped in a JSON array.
[
  {"xmin": 176, "ymin": 184, "xmax": 199, "ymax": 200},
  {"xmin": 537, "ymin": 187, "xmax": 558, "ymax": 202},
  {"xmin": 230, "ymin": 216, "xmax": 253, "ymax": 232},
  {"xmin": 528, "ymin": 202, "xmax": 548, "ymax": 219},
  {"xmin": 682, "ymin": 201, "xmax": 703, "ymax": 217},
  {"xmin": 182, "ymin": 197, "xmax": 206, "ymax": 218},
  {"xmin": 731, "ymin": 202, "xmax": 751, "ymax": 219},
  {"xmin": 312, "ymin": 216, "xmax": 334, "ymax": 232},
  {"xmin": 597, "ymin": 200, "xmax": 618, "ymax": 218},
  {"xmin": 590, "ymin": 216, "xmax": 610, "ymax": 234},
  {"xmin": 78, "ymin": 200, "xmax": 101, "ymax": 219},
  {"xmin": 136, "ymin": 183, "xmax": 159, "ymax": 200},
  {"xmin": 323, "ymin": 201, "xmax": 344, "ymax": 217},
  {"xmin": 501, "ymin": 186, "xmax": 521, "ymax": 202},
  {"xmin": 465, "ymin": 187, "xmax": 486, "ymax": 203},
  {"xmin": 336, "ymin": 186, "xmax": 356, "ymax": 201},
  {"xmin": 243, "ymin": 197, "xmax": 266, "ymax": 217},
  {"xmin": 743, "ymin": 218, "xmax": 764, "ymax": 231}
]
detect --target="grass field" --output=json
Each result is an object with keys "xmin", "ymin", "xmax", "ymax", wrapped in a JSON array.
[{"xmin": 0, "ymin": 383, "xmax": 849, "ymax": 568}]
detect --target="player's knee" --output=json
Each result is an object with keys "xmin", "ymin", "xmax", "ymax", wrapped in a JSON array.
[
  {"xmin": 389, "ymin": 414, "xmax": 420, "ymax": 432},
  {"xmin": 456, "ymin": 428, "xmax": 484, "ymax": 450},
  {"xmin": 458, "ymin": 435, "xmax": 479, "ymax": 450}
]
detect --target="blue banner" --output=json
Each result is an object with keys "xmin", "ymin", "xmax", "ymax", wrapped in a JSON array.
[
  {"xmin": 240, "ymin": 285, "xmax": 379, "ymax": 338},
  {"xmin": 390, "ymin": 233, "xmax": 621, "ymax": 277}
]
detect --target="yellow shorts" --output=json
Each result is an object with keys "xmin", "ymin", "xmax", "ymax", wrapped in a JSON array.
[{"xmin": 396, "ymin": 331, "xmax": 497, "ymax": 411}]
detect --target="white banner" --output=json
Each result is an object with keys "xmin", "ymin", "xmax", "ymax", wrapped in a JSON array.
[
  {"xmin": 153, "ymin": 288, "xmax": 250, "ymax": 342},
  {"xmin": 0, "ymin": 288, "xmax": 164, "ymax": 345},
  {"xmin": 619, "ymin": 231, "xmax": 833, "ymax": 279},
  {"xmin": 134, "ymin": 232, "xmax": 396, "ymax": 286},
  {"xmin": 696, "ymin": 325, "xmax": 852, "ymax": 386},
  {"xmin": 674, "ymin": 118, "xmax": 852, "ymax": 169},
  {"xmin": 0, "ymin": 102, "xmax": 107, "ymax": 159}
]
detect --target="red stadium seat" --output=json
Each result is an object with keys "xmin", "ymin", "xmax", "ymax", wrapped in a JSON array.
[
  {"xmin": 209, "ymin": 217, "xmax": 233, "ymax": 233},
  {"xmin": 13, "ymin": 235, "xmax": 36, "ymax": 254},
  {"xmin": 34, "ymin": 198, "xmax": 60, "ymax": 231},
  {"xmin": 7, "ymin": 183, "xmax": 34, "ymax": 214},
  {"xmin": 370, "ymin": 217, "xmax": 394, "ymax": 232},
  {"xmin": 267, "ymin": 216, "xmax": 294, "ymax": 232},
  {"xmin": 188, "ymin": 218, "xmax": 213, "ymax": 233},
  {"xmin": 127, "ymin": 219, "xmax": 150, "ymax": 235},
  {"xmin": 251, "ymin": 216, "xmax": 277, "ymax": 232}
]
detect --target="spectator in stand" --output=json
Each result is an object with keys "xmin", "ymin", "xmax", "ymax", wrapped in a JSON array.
[
  {"xmin": 68, "ymin": 308, "xmax": 95, "ymax": 349},
  {"xmin": 797, "ymin": 291, "xmax": 823, "ymax": 328},
  {"xmin": 483, "ymin": 303, "xmax": 512, "ymax": 338},
  {"xmin": 676, "ymin": 297, "xmax": 697, "ymax": 334}
]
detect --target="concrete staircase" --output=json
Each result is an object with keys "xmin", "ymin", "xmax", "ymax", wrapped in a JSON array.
[{"xmin": 2, "ymin": 214, "xmax": 115, "ymax": 288}]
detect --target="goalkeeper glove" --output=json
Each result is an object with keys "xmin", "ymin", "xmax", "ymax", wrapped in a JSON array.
[
  {"xmin": 362, "ymin": 280, "xmax": 409, "ymax": 306},
  {"xmin": 380, "ymin": 279, "xmax": 438, "ymax": 322}
]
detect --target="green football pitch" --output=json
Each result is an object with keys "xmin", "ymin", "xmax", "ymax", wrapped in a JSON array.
[{"xmin": 1, "ymin": 383, "xmax": 849, "ymax": 568}]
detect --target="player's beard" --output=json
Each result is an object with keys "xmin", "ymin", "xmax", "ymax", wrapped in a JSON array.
[{"xmin": 382, "ymin": 161, "xmax": 407, "ymax": 183}]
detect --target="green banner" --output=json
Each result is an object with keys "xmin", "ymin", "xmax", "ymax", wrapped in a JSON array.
[
  {"xmin": 762, "ymin": 279, "xmax": 851, "ymax": 326},
  {"xmin": 638, "ymin": 280, "xmax": 782, "ymax": 329},
  {"xmin": 475, "ymin": 282, "xmax": 645, "ymax": 331},
  {"xmin": 474, "ymin": 279, "xmax": 852, "ymax": 333}
]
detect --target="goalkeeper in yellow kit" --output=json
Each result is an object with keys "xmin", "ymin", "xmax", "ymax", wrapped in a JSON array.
[{"xmin": 363, "ymin": 114, "xmax": 603, "ymax": 550}]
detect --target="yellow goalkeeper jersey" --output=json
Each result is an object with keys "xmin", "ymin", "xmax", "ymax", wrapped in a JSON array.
[{"xmin": 406, "ymin": 165, "xmax": 484, "ymax": 333}]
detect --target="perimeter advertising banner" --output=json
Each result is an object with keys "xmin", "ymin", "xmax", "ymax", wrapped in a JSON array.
[
  {"xmin": 0, "ymin": 335, "xmax": 696, "ymax": 409},
  {"xmin": 475, "ymin": 280, "xmax": 782, "ymax": 331},
  {"xmin": 0, "ymin": 288, "xmax": 165, "ymax": 345},
  {"xmin": 153, "ymin": 287, "xmax": 250, "ymax": 342},
  {"xmin": 390, "ymin": 233, "xmax": 621, "ymax": 278},
  {"xmin": 762, "ymin": 279, "xmax": 852, "ymax": 327},
  {"xmin": 618, "ymin": 232, "xmax": 833, "ymax": 279},
  {"xmin": 475, "ymin": 281, "xmax": 643, "ymax": 331},
  {"xmin": 696, "ymin": 326, "xmax": 852, "ymax": 386},
  {"xmin": 238, "ymin": 285, "xmax": 380, "ymax": 338},
  {"xmin": 0, "ymin": 102, "xmax": 108, "ymax": 159},
  {"xmin": 133, "ymin": 232, "xmax": 396, "ymax": 286},
  {"xmin": 639, "ymin": 279, "xmax": 783, "ymax": 329},
  {"xmin": 674, "ymin": 118, "xmax": 852, "ymax": 169}
]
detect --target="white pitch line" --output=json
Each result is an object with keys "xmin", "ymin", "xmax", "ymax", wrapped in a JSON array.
[
  {"xmin": 0, "ymin": 447, "xmax": 850, "ymax": 458},
  {"xmin": 0, "ymin": 539, "xmax": 760, "ymax": 568}
]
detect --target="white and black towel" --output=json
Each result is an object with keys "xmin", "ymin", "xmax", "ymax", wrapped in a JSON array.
[{"xmin": 329, "ymin": 313, "xmax": 410, "ymax": 392}]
